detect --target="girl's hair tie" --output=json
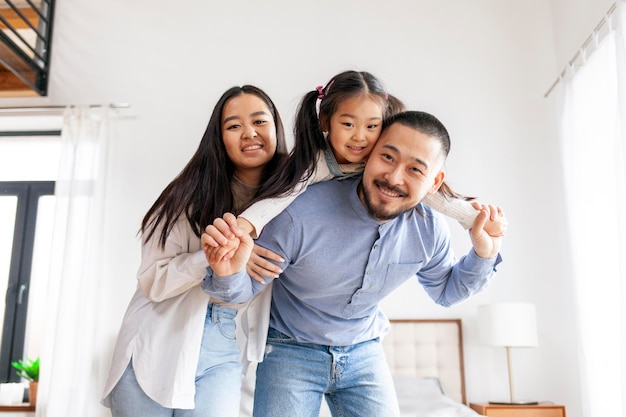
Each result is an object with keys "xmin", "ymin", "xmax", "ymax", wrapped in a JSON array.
[
  {"xmin": 316, "ymin": 85, "xmax": 324, "ymax": 99},
  {"xmin": 316, "ymin": 80, "xmax": 334, "ymax": 100}
]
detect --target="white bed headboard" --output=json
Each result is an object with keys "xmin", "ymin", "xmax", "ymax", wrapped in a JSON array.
[{"xmin": 381, "ymin": 319, "xmax": 467, "ymax": 404}]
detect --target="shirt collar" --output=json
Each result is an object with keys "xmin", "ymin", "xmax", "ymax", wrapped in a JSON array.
[{"xmin": 346, "ymin": 178, "xmax": 386, "ymax": 226}]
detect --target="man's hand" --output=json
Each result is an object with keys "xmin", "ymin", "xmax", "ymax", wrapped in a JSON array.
[
  {"xmin": 202, "ymin": 213, "xmax": 254, "ymax": 277},
  {"xmin": 469, "ymin": 203, "xmax": 507, "ymax": 259}
]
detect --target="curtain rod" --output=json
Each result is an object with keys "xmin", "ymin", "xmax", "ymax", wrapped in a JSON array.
[
  {"xmin": 543, "ymin": 3, "xmax": 617, "ymax": 98},
  {"xmin": 544, "ymin": 2, "xmax": 617, "ymax": 98},
  {"xmin": 0, "ymin": 103, "xmax": 131, "ymax": 113}
]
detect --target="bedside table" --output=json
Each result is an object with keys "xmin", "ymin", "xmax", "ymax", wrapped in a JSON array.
[{"xmin": 469, "ymin": 403, "xmax": 566, "ymax": 417}]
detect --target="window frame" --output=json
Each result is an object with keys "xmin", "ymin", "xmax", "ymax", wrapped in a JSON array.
[{"xmin": 0, "ymin": 181, "xmax": 54, "ymax": 382}]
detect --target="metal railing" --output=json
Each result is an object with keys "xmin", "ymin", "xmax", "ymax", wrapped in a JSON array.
[{"xmin": 0, "ymin": 0, "xmax": 55, "ymax": 96}]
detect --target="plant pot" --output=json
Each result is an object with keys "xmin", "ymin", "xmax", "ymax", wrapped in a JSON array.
[{"xmin": 28, "ymin": 381, "xmax": 37, "ymax": 406}]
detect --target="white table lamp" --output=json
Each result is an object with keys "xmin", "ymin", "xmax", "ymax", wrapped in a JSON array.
[{"xmin": 478, "ymin": 302, "xmax": 538, "ymax": 405}]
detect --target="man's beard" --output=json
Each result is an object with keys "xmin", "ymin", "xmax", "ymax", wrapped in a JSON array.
[{"xmin": 359, "ymin": 179, "xmax": 414, "ymax": 222}]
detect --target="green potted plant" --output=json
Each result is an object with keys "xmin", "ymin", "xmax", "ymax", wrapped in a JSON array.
[{"xmin": 11, "ymin": 357, "xmax": 39, "ymax": 405}]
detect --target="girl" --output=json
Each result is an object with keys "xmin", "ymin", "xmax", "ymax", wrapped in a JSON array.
[{"xmin": 101, "ymin": 85, "xmax": 288, "ymax": 417}]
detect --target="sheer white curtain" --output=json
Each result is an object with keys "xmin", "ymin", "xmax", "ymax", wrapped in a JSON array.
[
  {"xmin": 556, "ymin": 2, "xmax": 626, "ymax": 417},
  {"xmin": 37, "ymin": 106, "xmax": 111, "ymax": 417}
]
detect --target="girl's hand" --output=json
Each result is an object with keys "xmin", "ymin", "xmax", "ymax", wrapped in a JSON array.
[
  {"xmin": 469, "ymin": 203, "xmax": 507, "ymax": 259},
  {"xmin": 237, "ymin": 216, "xmax": 257, "ymax": 238},
  {"xmin": 247, "ymin": 244, "xmax": 284, "ymax": 284},
  {"xmin": 202, "ymin": 213, "xmax": 252, "ymax": 275},
  {"xmin": 476, "ymin": 203, "xmax": 507, "ymax": 237},
  {"xmin": 202, "ymin": 214, "xmax": 235, "ymax": 251}
]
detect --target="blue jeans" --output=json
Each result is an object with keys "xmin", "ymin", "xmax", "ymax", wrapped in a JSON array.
[
  {"xmin": 253, "ymin": 328, "xmax": 400, "ymax": 417},
  {"xmin": 109, "ymin": 303, "xmax": 242, "ymax": 417}
]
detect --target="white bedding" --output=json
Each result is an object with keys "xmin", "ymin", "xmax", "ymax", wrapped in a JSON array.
[{"xmin": 393, "ymin": 376, "xmax": 480, "ymax": 417}]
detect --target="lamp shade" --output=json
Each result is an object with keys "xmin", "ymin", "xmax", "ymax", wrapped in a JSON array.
[{"xmin": 478, "ymin": 302, "xmax": 538, "ymax": 347}]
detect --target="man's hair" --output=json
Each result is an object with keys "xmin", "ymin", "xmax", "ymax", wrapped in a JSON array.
[{"xmin": 383, "ymin": 111, "xmax": 450, "ymax": 158}]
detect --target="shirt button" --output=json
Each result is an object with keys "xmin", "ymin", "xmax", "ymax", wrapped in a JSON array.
[
  {"xmin": 373, "ymin": 244, "xmax": 378, "ymax": 249},
  {"xmin": 366, "ymin": 270, "xmax": 371, "ymax": 275}
]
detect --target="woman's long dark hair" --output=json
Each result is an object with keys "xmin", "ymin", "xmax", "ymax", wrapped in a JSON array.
[
  {"xmin": 248, "ymin": 70, "xmax": 400, "ymax": 206},
  {"xmin": 141, "ymin": 85, "xmax": 288, "ymax": 248}
]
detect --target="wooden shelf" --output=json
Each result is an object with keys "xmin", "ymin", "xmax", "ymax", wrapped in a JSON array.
[
  {"xmin": 0, "ymin": 403, "xmax": 36, "ymax": 412},
  {"xmin": 469, "ymin": 402, "xmax": 566, "ymax": 417}
]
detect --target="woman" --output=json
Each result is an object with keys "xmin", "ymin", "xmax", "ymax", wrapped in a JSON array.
[{"xmin": 101, "ymin": 85, "xmax": 288, "ymax": 417}]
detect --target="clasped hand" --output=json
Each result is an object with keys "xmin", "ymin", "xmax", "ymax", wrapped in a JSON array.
[
  {"xmin": 201, "ymin": 213, "xmax": 253, "ymax": 277},
  {"xmin": 469, "ymin": 202, "xmax": 507, "ymax": 259}
]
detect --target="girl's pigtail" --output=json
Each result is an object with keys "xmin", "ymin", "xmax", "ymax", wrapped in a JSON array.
[
  {"xmin": 385, "ymin": 94, "xmax": 406, "ymax": 118},
  {"xmin": 292, "ymin": 90, "xmax": 328, "ymax": 182},
  {"xmin": 438, "ymin": 181, "xmax": 475, "ymax": 201}
]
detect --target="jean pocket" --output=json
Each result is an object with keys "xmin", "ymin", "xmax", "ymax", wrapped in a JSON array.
[{"xmin": 216, "ymin": 316, "xmax": 237, "ymax": 340}]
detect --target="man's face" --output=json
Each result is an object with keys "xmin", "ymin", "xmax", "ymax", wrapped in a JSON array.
[{"xmin": 359, "ymin": 122, "xmax": 446, "ymax": 222}]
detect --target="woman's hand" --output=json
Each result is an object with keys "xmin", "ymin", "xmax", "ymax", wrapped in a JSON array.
[{"xmin": 247, "ymin": 244, "xmax": 284, "ymax": 284}]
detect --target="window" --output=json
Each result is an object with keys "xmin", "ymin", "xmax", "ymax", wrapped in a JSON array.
[
  {"xmin": 0, "ymin": 181, "xmax": 54, "ymax": 382},
  {"xmin": 0, "ymin": 119, "xmax": 60, "ymax": 382}
]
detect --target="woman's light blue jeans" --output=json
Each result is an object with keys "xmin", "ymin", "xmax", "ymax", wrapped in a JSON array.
[
  {"xmin": 109, "ymin": 303, "xmax": 242, "ymax": 417},
  {"xmin": 253, "ymin": 327, "xmax": 400, "ymax": 417}
]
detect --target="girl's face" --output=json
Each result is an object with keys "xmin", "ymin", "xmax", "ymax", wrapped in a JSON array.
[
  {"xmin": 221, "ymin": 93, "xmax": 277, "ymax": 185},
  {"xmin": 325, "ymin": 95, "xmax": 384, "ymax": 164}
]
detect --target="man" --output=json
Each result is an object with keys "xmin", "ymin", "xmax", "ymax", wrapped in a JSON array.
[{"xmin": 202, "ymin": 111, "xmax": 505, "ymax": 417}]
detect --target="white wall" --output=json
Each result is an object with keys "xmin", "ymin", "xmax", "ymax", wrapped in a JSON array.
[{"xmin": 3, "ymin": 1, "xmax": 614, "ymax": 416}]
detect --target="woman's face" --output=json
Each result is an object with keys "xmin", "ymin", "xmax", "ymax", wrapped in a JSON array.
[{"xmin": 221, "ymin": 93, "xmax": 278, "ymax": 185}]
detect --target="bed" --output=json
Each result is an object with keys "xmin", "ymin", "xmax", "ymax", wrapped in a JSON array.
[
  {"xmin": 380, "ymin": 319, "xmax": 480, "ymax": 417},
  {"xmin": 240, "ymin": 319, "xmax": 481, "ymax": 417}
]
